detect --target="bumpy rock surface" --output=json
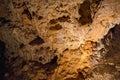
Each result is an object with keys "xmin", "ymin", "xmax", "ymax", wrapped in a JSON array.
[{"xmin": 0, "ymin": 0, "xmax": 120, "ymax": 80}]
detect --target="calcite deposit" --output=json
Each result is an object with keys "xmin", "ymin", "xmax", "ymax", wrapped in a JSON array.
[{"xmin": 0, "ymin": 0, "xmax": 120, "ymax": 80}]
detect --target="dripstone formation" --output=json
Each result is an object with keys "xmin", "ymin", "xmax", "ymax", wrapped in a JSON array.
[{"xmin": 0, "ymin": 0, "xmax": 120, "ymax": 80}]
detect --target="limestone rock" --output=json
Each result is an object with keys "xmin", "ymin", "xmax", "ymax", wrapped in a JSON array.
[{"xmin": 0, "ymin": 0, "xmax": 120, "ymax": 80}]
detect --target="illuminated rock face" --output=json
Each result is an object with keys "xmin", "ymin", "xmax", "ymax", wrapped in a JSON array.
[{"xmin": 0, "ymin": 0, "xmax": 120, "ymax": 80}]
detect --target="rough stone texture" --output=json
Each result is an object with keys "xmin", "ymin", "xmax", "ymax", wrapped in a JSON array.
[
  {"xmin": 86, "ymin": 25, "xmax": 120, "ymax": 80},
  {"xmin": 0, "ymin": 0, "xmax": 120, "ymax": 80}
]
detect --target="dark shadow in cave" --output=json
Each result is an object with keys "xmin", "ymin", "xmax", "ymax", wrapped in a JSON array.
[
  {"xmin": 29, "ymin": 36, "xmax": 45, "ymax": 46},
  {"xmin": 104, "ymin": 24, "xmax": 120, "ymax": 64},
  {"xmin": 0, "ymin": 40, "xmax": 6, "ymax": 80},
  {"xmin": 78, "ymin": 0, "xmax": 92, "ymax": 25}
]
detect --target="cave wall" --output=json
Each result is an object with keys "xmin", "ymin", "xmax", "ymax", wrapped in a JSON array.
[{"xmin": 0, "ymin": 0, "xmax": 120, "ymax": 80}]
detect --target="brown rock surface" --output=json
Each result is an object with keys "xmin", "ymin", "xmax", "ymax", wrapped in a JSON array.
[{"xmin": 0, "ymin": 0, "xmax": 120, "ymax": 80}]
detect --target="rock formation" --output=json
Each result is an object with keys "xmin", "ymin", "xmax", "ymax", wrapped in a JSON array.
[{"xmin": 0, "ymin": 0, "xmax": 120, "ymax": 80}]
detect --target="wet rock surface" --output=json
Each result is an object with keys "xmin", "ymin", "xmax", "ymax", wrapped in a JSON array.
[{"xmin": 0, "ymin": 0, "xmax": 120, "ymax": 80}]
